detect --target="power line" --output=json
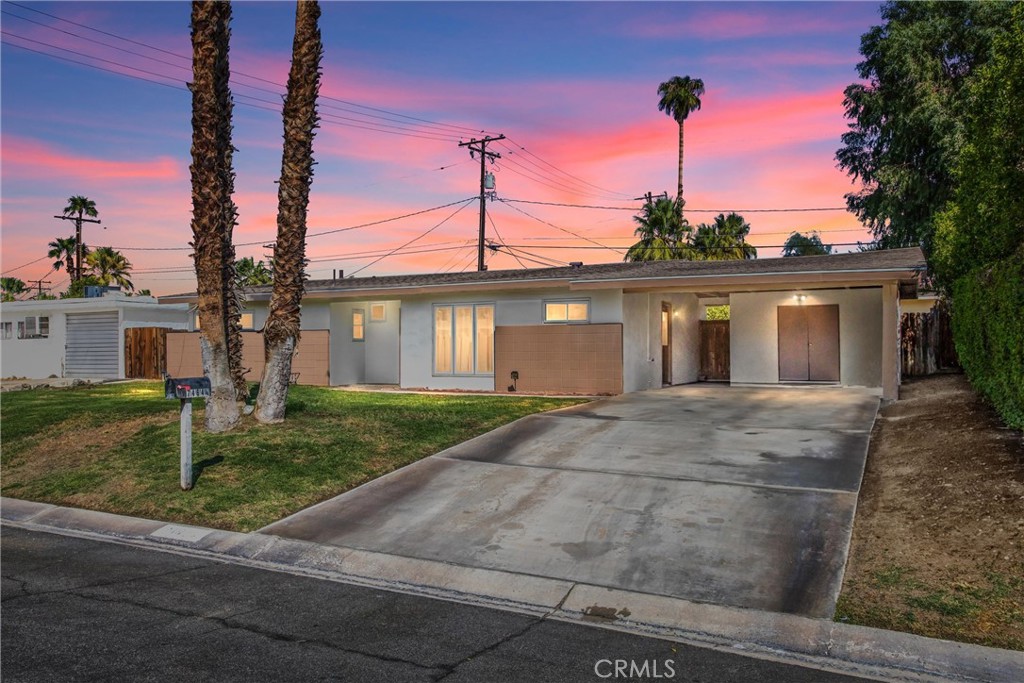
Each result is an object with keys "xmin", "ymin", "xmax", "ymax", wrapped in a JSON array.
[
  {"xmin": 485, "ymin": 210, "xmax": 527, "ymax": 269},
  {"xmin": 4, "ymin": 2, "xmax": 492, "ymax": 137},
  {"xmin": 501, "ymin": 136, "xmax": 633, "ymax": 199},
  {"xmin": 347, "ymin": 199, "xmax": 476, "ymax": 277},
  {"xmin": 105, "ymin": 198, "xmax": 480, "ymax": 252},
  {"xmin": 495, "ymin": 198, "xmax": 624, "ymax": 254},
  {"xmin": 498, "ymin": 197, "xmax": 849, "ymax": 213},
  {"xmin": 504, "ymin": 243, "xmax": 868, "ymax": 251},
  {"xmin": 1, "ymin": 38, "xmax": 468, "ymax": 143},
  {"xmin": 2, "ymin": 255, "xmax": 50, "ymax": 275}
]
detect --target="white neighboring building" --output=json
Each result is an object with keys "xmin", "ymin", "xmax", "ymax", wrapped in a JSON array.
[{"xmin": 1, "ymin": 290, "xmax": 189, "ymax": 379}]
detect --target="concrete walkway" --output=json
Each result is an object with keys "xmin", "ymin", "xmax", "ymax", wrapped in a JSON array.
[{"xmin": 263, "ymin": 384, "xmax": 880, "ymax": 618}]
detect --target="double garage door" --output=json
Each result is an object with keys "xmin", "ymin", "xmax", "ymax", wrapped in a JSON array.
[
  {"xmin": 66, "ymin": 311, "xmax": 119, "ymax": 378},
  {"xmin": 778, "ymin": 304, "xmax": 839, "ymax": 382}
]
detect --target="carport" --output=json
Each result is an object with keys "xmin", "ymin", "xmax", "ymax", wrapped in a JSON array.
[{"xmin": 263, "ymin": 384, "xmax": 879, "ymax": 618}]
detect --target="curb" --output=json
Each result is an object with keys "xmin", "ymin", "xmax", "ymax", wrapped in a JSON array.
[{"xmin": 3, "ymin": 497, "xmax": 1021, "ymax": 683}]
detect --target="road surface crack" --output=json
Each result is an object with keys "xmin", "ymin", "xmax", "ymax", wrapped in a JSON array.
[{"xmin": 60, "ymin": 589, "xmax": 443, "ymax": 675}]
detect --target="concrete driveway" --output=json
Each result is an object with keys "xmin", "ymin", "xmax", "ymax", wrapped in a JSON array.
[{"xmin": 262, "ymin": 385, "xmax": 879, "ymax": 618}]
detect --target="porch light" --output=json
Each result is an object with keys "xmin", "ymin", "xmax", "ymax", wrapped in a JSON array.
[{"xmin": 793, "ymin": 293, "xmax": 807, "ymax": 303}]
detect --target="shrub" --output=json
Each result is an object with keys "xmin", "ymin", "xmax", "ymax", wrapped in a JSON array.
[{"xmin": 952, "ymin": 249, "xmax": 1024, "ymax": 429}]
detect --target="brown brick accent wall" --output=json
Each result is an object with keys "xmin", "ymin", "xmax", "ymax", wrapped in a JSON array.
[
  {"xmin": 165, "ymin": 330, "xmax": 330, "ymax": 385},
  {"xmin": 494, "ymin": 324, "xmax": 622, "ymax": 395}
]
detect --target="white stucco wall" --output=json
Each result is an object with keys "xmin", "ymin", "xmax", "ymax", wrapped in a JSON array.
[
  {"xmin": 365, "ymin": 300, "xmax": 401, "ymax": 384},
  {"xmin": 0, "ymin": 307, "xmax": 66, "ymax": 379},
  {"xmin": 329, "ymin": 302, "xmax": 366, "ymax": 385},
  {"xmin": 621, "ymin": 292, "xmax": 700, "ymax": 393},
  {"xmin": 399, "ymin": 288, "xmax": 624, "ymax": 391},
  {"xmin": 1, "ymin": 298, "xmax": 189, "ymax": 379},
  {"xmin": 729, "ymin": 287, "xmax": 883, "ymax": 388}
]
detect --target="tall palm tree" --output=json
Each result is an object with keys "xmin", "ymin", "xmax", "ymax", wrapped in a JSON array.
[
  {"xmin": 47, "ymin": 236, "xmax": 89, "ymax": 279},
  {"xmin": 625, "ymin": 196, "xmax": 689, "ymax": 261},
  {"xmin": 688, "ymin": 213, "xmax": 757, "ymax": 261},
  {"xmin": 189, "ymin": 0, "xmax": 241, "ymax": 433},
  {"xmin": 85, "ymin": 246, "xmax": 134, "ymax": 290},
  {"xmin": 235, "ymin": 256, "xmax": 273, "ymax": 286},
  {"xmin": 255, "ymin": 0, "xmax": 322, "ymax": 423},
  {"xmin": 657, "ymin": 76, "xmax": 705, "ymax": 212},
  {"xmin": 1, "ymin": 277, "xmax": 26, "ymax": 302},
  {"xmin": 62, "ymin": 196, "xmax": 98, "ymax": 281}
]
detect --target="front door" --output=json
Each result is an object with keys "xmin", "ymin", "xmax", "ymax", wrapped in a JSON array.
[
  {"xmin": 778, "ymin": 304, "xmax": 839, "ymax": 382},
  {"xmin": 661, "ymin": 302, "xmax": 672, "ymax": 385}
]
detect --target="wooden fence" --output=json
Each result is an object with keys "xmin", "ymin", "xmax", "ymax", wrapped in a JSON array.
[
  {"xmin": 124, "ymin": 327, "xmax": 168, "ymax": 379},
  {"xmin": 900, "ymin": 304, "xmax": 959, "ymax": 377},
  {"xmin": 699, "ymin": 320, "xmax": 730, "ymax": 381}
]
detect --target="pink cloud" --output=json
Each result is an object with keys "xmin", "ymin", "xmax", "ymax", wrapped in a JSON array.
[
  {"xmin": 625, "ymin": 8, "xmax": 853, "ymax": 41},
  {"xmin": 2, "ymin": 137, "xmax": 182, "ymax": 182}
]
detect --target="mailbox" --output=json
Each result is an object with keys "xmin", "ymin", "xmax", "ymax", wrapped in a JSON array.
[{"xmin": 165, "ymin": 376, "xmax": 212, "ymax": 400}]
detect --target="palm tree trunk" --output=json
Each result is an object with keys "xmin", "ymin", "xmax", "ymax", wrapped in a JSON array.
[
  {"xmin": 255, "ymin": 0, "xmax": 322, "ymax": 424},
  {"xmin": 190, "ymin": 0, "xmax": 240, "ymax": 432},
  {"xmin": 677, "ymin": 121, "xmax": 685, "ymax": 209}
]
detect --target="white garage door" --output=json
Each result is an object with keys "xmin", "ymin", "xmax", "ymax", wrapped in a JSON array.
[{"xmin": 66, "ymin": 311, "xmax": 120, "ymax": 378}]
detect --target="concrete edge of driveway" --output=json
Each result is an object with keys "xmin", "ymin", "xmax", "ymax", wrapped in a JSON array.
[{"xmin": 3, "ymin": 498, "xmax": 1020, "ymax": 683}]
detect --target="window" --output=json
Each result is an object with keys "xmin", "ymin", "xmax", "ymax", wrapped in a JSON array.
[
  {"xmin": 1, "ymin": 322, "xmax": 12, "ymax": 339},
  {"xmin": 434, "ymin": 304, "xmax": 494, "ymax": 375},
  {"xmin": 370, "ymin": 302, "xmax": 387, "ymax": 322},
  {"xmin": 544, "ymin": 299, "xmax": 589, "ymax": 323},
  {"xmin": 352, "ymin": 309, "xmax": 365, "ymax": 341},
  {"xmin": 15, "ymin": 316, "xmax": 49, "ymax": 339},
  {"xmin": 239, "ymin": 313, "xmax": 255, "ymax": 330}
]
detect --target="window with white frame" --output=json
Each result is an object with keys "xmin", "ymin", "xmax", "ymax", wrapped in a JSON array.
[
  {"xmin": 543, "ymin": 299, "xmax": 590, "ymax": 323},
  {"xmin": 15, "ymin": 316, "xmax": 49, "ymax": 339},
  {"xmin": 434, "ymin": 304, "xmax": 494, "ymax": 375},
  {"xmin": 239, "ymin": 312, "xmax": 255, "ymax": 330},
  {"xmin": 369, "ymin": 302, "xmax": 387, "ymax": 322},
  {"xmin": 352, "ymin": 309, "xmax": 365, "ymax": 341},
  {"xmin": 1, "ymin": 322, "xmax": 12, "ymax": 339}
]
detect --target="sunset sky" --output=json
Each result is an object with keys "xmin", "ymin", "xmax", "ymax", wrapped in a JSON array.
[{"xmin": 1, "ymin": 1, "xmax": 882, "ymax": 296}]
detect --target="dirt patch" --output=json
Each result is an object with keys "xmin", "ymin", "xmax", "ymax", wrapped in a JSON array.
[
  {"xmin": 837, "ymin": 373, "xmax": 1024, "ymax": 650},
  {"xmin": 3, "ymin": 413, "xmax": 177, "ymax": 486}
]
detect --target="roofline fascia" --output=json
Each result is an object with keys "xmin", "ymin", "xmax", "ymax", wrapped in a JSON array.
[
  {"xmin": 159, "ymin": 265, "xmax": 924, "ymax": 304},
  {"xmin": 568, "ymin": 267, "xmax": 921, "ymax": 291}
]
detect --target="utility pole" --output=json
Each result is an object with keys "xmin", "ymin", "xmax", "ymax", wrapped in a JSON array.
[
  {"xmin": 53, "ymin": 213, "xmax": 102, "ymax": 281},
  {"xmin": 459, "ymin": 134, "xmax": 505, "ymax": 271},
  {"xmin": 28, "ymin": 279, "xmax": 52, "ymax": 299}
]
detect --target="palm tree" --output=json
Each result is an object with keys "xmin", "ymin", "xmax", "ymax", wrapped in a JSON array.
[
  {"xmin": 62, "ymin": 196, "xmax": 98, "ymax": 281},
  {"xmin": 235, "ymin": 256, "xmax": 273, "ymax": 286},
  {"xmin": 47, "ymin": 236, "xmax": 89, "ymax": 279},
  {"xmin": 688, "ymin": 213, "xmax": 757, "ymax": 261},
  {"xmin": 255, "ymin": 0, "xmax": 322, "ymax": 423},
  {"xmin": 625, "ymin": 196, "xmax": 689, "ymax": 261},
  {"xmin": 189, "ymin": 0, "xmax": 241, "ymax": 433},
  {"xmin": 782, "ymin": 231, "xmax": 833, "ymax": 256},
  {"xmin": 657, "ymin": 76, "xmax": 705, "ymax": 212},
  {"xmin": 1, "ymin": 277, "xmax": 26, "ymax": 302},
  {"xmin": 85, "ymin": 247, "xmax": 134, "ymax": 290}
]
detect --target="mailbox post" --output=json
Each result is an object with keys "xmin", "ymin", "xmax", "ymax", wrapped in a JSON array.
[{"xmin": 165, "ymin": 376, "xmax": 212, "ymax": 490}]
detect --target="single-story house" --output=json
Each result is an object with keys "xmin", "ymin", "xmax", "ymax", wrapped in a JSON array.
[
  {"xmin": 161, "ymin": 248, "xmax": 925, "ymax": 400},
  {"xmin": 0, "ymin": 290, "xmax": 190, "ymax": 380}
]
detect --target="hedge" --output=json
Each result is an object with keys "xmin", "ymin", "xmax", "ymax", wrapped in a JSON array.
[{"xmin": 952, "ymin": 248, "xmax": 1024, "ymax": 430}]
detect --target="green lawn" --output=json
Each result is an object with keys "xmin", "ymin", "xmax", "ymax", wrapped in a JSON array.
[{"xmin": 1, "ymin": 382, "xmax": 585, "ymax": 532}]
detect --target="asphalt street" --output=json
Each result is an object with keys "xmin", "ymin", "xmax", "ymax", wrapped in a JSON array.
[{"xmin": 0, "ymin": 526, "xmax": 873, "ymax": 683}]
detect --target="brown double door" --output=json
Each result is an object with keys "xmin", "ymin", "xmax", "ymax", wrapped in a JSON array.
[{"xmin": 778, "ymin": 304, "xmax": 839, "ymax": 382}]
